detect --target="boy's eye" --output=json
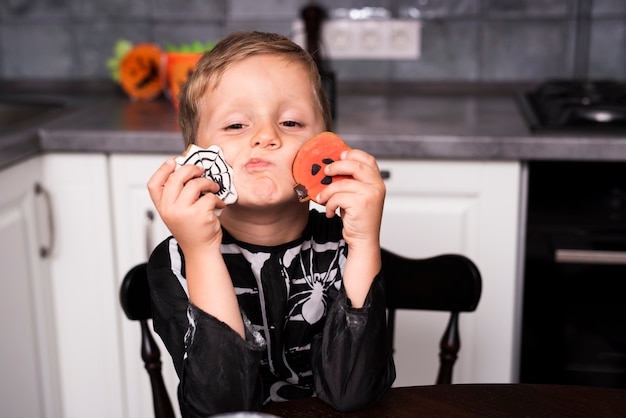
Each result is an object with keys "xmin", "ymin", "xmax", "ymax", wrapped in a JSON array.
[
  {"xmin": 226, "ymin": 123, "xmax": 244, "ymax": 130},
  {"xmin": 282, "ymin": 120, "xmax": 302, "ymax": 128}
]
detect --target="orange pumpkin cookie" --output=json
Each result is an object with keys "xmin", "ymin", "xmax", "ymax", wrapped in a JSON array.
[
  {"xmin": 293, "ymin": 131, "xmax": 351, "ymax": 203},
  {"xmin": 119, "ymin": 43, "xmax": 163, "ymax": 100}
]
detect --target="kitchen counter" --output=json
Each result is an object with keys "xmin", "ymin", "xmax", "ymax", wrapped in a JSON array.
[{"xmin": 3, "ymin": 82, "xmax": 626, "ymax": 169}]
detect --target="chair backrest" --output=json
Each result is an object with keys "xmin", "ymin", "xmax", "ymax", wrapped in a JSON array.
[
  {"xmin": 119, "ymin": 263, "xmax": 175, "ymax": 418},
  {"xmin": 381, "ymin": 248, "xmax": 482, "ymax": 384}
]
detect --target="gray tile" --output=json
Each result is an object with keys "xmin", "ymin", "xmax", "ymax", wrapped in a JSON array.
[
  {"xmin": 315, "ymin": 0, "xmax": 394, "ymax": 13},
  {"xmin": 332, "ymin": 60, "xmax": 392, "ymax": 82},
  {"xmin": 153, "ymin": 22, "xmax": 223, "ymax": 50},
  {"xmin": 396, "ymin": 0, "xmax": 480, "ymax": 19},
  {"xmin": 592, "ymin": 0, "xmax": 626, "ymax": 16},
  {"xmin": 152, "ymin": 0, "xmax": 227, "ymax": 20},
  {"xmin": 482, "ymin": 0, "xmax": 573, "ymax": 18},
  {"xmin": 71, "ymin": 0, "xmax": 149, "ymax": 18},
  {"xmin": 302, "ymin": 0, "xmax": 399, "ymax": 19},
  {"xmin": 480, "ymin": 20, "xmax": 573, "ymax": 80},
  {"xmin": 228, "ymin": 0, "xmax": 308, "ymax": 19},
  {"xmin": 0, "ymin": 0, "xmax": 615, "ymax": 83},
  {"xmin": 0, "ymin": 0, "xmax": 70, "ymax": 20},
  {"xmin": 0, "ymin": 23, "xmax": 75, "ymax": 78},
  {"xmin": 392, "ymin": 20, "xmax": 479, "ymax": 81},
  {"xmin": 74, "ymin": 21, "xmax": 152, "ymax": 79},
  {"xmin": 225, "ymin": 20, "xmax": 295, "ymax": 38},
  {"xmin": 588, "ymin": 18, "xmax": 626, "ymax": 79}
]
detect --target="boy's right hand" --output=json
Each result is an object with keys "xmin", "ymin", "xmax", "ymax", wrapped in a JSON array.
[
  {"xmin": 148, "ymin": 158, "xmax": 245, "ymax": 338},
  {"xmin": 147, "ymin": 158, "xmax": 227, "ymax": 254}
]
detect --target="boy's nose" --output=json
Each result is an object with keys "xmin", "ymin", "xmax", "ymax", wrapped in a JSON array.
[{"xmin": 252, "ymin": 127, "xmax": 281, "ymax": 149}]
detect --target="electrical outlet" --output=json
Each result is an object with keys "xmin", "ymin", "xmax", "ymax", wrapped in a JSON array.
[{"xmin": 292, "ymin": 19, "xmax": 421, "ymax": 60}]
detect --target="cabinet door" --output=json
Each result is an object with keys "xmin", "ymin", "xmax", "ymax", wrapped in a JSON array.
[
  {"xmin": 41, "ymin": 154, "xmax": 124, "ymax": 418},
  {"xmin": 109, "ymin": 154, "xmax": 180, "ymax": 418},
  {"xmin": 0, "ymin": 157, "xmax": 62, "ymax": 418},
  {"xmin": 378, "ymin": 160, "xmax": 521, "ymax": 387}
]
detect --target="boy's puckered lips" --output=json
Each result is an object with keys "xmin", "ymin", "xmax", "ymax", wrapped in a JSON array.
[{"xmin": 245, "ymin": 158, "xmax": 272, "ymax": 171}]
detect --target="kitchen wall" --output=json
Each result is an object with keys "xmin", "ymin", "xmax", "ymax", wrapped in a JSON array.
[{"xmin": 0, "ymin": 0, "xmax": 624, "ymax": 83}]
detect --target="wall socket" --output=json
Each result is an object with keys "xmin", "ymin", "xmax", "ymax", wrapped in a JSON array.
[{"xmin": 292, "ymin": 19, "xmax": 421, "ymax": 60}]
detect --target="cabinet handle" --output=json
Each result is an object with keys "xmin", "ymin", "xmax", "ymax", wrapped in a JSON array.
[
  {"xmin": 555, "ymin": 249, "xmax": 626, "ymax": 265},
  {"xmin": 380, "ymin": 170, "xmax": 391, "ymax": 180},
  {"xmin": 35, "ymin": 183, "xmax": 55, "ymax": 258},
  {"xmin": 145, "ymin": 209, "xmax": 155, "ymax": 260}
]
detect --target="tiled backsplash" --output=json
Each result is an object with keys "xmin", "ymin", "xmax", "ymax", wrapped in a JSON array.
[{"xmin": 0, "ymin": 0, "xmax": 624, "ymax": 82}]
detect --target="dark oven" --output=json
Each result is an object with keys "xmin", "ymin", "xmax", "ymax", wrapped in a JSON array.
[
  {"xmin": 520, "ymin": 161, "xmax": 626, "ymax": 388},
  {"xmin": 518, "ymin": 80, "xmax": 626, "ymax": 389}
]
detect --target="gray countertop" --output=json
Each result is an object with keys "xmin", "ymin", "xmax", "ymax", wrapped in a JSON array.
[{"xmin": 3, "ymin": 83, "xmax": 626, "ymax": 170}]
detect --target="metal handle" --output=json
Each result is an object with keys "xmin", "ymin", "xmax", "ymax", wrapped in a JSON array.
[
  {"xmin": 35, "ymin": 183, "xmax": 55, "ymax": 258},
  {"xmin": 380, "ymin": 169, "xmax": 391, "ymax": 180},
  {"xmin": 145, "ymin": 209, "xmax": 155, "ymax": 260},
  {"xmin": 555, "ymin": 249, "xmax": 626, "ymax": 265}
]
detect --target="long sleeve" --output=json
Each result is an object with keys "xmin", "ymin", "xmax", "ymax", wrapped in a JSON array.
[
  {"xmin": 179, "ymin": 304, "xmax": 266, "ymax": 416},
  {"xmin": 311, "ymin": 272, "xmax": 396, "ymax": 412},
  {"xmin": 147, "ymin": 238, "xmax": 266, "ymax": 417}
]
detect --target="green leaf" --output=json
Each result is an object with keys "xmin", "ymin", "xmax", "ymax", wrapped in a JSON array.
[
  {"xmin": 107, "ymin": 39, "xmax": 134, "ymax": 83},
  {"xmin": 113, "ymin": 39, "xmax": 133, "ymax": 59},
  {"xmin": 163, "ymin": 40, "xmax": 217, "ymax": 53},
  {"xmin": 191, "ymin": 40, "xmax": 204, "ymax": 52}
]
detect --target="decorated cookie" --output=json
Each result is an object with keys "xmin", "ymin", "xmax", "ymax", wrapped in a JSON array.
[
  {"xmin": 175, "ymin": 145, "xmax": 238, "ymax": 209},
  {"xmin": 292, "ymin": 131, "xmax": 352, "ymax": 203}
]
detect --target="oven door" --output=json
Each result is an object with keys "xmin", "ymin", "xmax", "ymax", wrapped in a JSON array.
[
  {"xmin": 520, "ymin": 161, "xmax": 626, "ymax": 389},
  {"xmin": 520, "ymin": 227, "xmax": 626, "ymax": 388}
]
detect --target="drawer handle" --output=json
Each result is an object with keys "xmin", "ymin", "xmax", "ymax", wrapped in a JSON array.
[
  {"xmin": 380, "ymin": 169, "xmax": 391, "ymax": 180},
  {"xmin": 145, "ymin": 209, "xmax": 155, "ymax": 260},
  {"xmin": 35, "ymin": 183, "xmax": 55, "ymax": 258},
  {"xmin": 555, "ymin": 249, "xmax": 626, "ymax": 265}
]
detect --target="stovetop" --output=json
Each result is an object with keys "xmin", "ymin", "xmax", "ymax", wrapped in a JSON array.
[{"xmin": 518, "ymin": 79, "xmax": 626, "ymax": 134}]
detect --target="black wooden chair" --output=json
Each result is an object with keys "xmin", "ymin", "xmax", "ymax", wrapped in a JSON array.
[
  {"xmin": 119, "ymin": 249, "xmax": 481, "ymax": 416},
  {"xmin": 119, "ymin": 263, "xmax": 175, "ymax": 418},
  {"xmin": 381, "ymin": 248, "xmax": 482, "ymax": 384}
]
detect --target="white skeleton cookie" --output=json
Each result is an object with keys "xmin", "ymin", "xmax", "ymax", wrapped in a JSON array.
[{"xmin": 175, "ymin": 145, "xmax": 238, "ymax": 207}]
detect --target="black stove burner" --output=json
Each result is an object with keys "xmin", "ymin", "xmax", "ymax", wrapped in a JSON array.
[{"xmin": 519, "ymin": 80, "xmax": 626, "ymax": 133}]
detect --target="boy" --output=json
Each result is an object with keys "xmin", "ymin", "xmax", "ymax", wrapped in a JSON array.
[{"xmin": 147, "ymin": 31, "xmax": 395, "ymax": 417}]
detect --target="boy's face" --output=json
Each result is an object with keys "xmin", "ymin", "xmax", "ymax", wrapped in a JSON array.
[{"xmin": 195, "ymin": 54, "xmax": 326, "ymax": 208}]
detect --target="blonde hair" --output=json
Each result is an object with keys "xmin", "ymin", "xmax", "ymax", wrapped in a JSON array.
[{"xmin": 178, "ymin": 31, "xmax": 331, "ymax": 147}]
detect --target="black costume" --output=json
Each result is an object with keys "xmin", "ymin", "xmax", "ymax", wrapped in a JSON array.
[{"xmin": 147, "ymin": 210, "xmax": 395, "ymax": 417}]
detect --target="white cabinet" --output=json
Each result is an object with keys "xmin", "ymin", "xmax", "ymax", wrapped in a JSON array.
[
  {"xmin": 4, "ymin": 153, "xmax": 175, "ymax": 418},
  {"xmin": 109, "ymin": 154, "xmax": 180, "ymax": 418},
  {"xmin": 0, "ymin": 156, "xmax": 62, "ymax": 418},
  {"xmin": 41, "ymin": 154, "xmax": 124, "ymax": 418},
  {"xmin": 378, "ymin": 159, "xmax": 521, "ymax": 387},
  {"xmin": 0, "ymin": 154, "xmax": 118, "ymax": 418}
]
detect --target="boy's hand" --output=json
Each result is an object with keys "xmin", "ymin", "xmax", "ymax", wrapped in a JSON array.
[
  {"xmin": 315, "ymin": 149, "xmax": 385, "ymax": 307},
  {"xmin": 147, "ymin": 158, "xmax": 226, "ymax": 254},
  {"xmin": 316, "ymin": 149, "xmax": 385, "ymax": 250},
  {"xmin": 148, "ymin": 158, "xmax": 244, "ymax": 337}
]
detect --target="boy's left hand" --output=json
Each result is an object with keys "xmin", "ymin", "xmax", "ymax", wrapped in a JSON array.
[{"xmin": 315, "ymin": 149, "xmax": 385, "ymax": 249}]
